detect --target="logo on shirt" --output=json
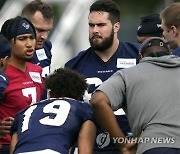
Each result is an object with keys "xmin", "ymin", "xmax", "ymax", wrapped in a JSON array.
[
  {"xmin": 29, "ymin": 72, "xmax": 41, "ymax": 83},
  {"xmin": 117, "ymin": 58, "xmax": 136, "ymax": 68},
  {"xmin": 36, "ymin": 48, "xmax": 47, "ymax": 61}
]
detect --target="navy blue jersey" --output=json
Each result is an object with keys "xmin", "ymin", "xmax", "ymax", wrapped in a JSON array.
[
  {"xmin": 31, "ymin": 40, "xmax": 52, "ymax": 78},
  {"xmin": 65, "ymin": 42, "xmax": 140, "ymax": 152},
  {"xmin": 0, "ymin": 71, "xmax": 9, "ymax": 103},
  {"xmin": 172, "ymin": 47, "xmax": 180, "ymax": 57},
  {"xmin": 31, "ymin": 40, "xmax": 52, "ymax": 100},
  {"xmin": 11, "ymin": 98, "xmax": 94, "ymax": 154}
]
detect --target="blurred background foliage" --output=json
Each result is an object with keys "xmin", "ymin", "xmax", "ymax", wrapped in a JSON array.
[
  {"xmin": 115, "ymin": 0, "xmax": 178, "ymax": 15},
  {"xmin": 0, "ymin": 0, "xmax": 179, "ymax": 42},
  {"xmin": 1, "ymin": 0, "xmax": 179, "ymax": 18}
]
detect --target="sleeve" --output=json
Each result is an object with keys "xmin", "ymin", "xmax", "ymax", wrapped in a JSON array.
[
  {"xmin": 0, "ymin": 71, "xmax": 9, "ymax": 103},
  {"xmin": 79, "ymin": 103, "xmax": 95, "ymax": 123},
  {"xmin": 43, "ymin": 40, "xmax": 52, "ymax": 65},
  {"xmin": 96, "ymin": 71, "xmax": 126, "ymax": 111},
  {"xmin": 39, "ymin": 67, "xmax": 44, "ymax": 96},
  {"xmin": 10, "ymin": 113, "xmax": 19, "ymax": 135}
]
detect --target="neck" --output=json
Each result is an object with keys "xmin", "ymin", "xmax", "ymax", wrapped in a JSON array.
[
  {"xmin": 10, "ymin": 56, "xmax": 26, "ymax": 72},
  {"xmin": 95, "ymin": 39, "xmax": 119, "ymax": 62}
]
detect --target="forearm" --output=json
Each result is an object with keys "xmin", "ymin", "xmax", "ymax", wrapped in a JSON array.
[
  {"xmin": 10, "ymin": 132, "xmax": 18, "ymax": 154},
  {"xmin": 91, "ymin": 91, "xmax": 126, "ymax": 150},
  {"xmin": 78, "ymin": 120, "xmax": 96, "ymax": 154}
]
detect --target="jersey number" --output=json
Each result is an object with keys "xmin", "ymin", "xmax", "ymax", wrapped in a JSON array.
[
  {"xmin": 84, "ymin": 77, "xmax": 102, "ymax": 102},
  {"xmin": 22, "ymin": 87, "xmax": 37, "ymax": 105},
  {"xmin": 22, "ymin": 100, "xmax": 71, "ymax": 132}
]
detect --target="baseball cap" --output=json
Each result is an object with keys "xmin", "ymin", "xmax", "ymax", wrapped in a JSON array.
[
  {"xmin": 0, "ymin": 34, "xmax": 11, "ymax": 58},
  {"xmin": 139, "ymin": 37, "xmax": 170, "ymax": 54},
  {"xmin": 137, "ymin": 14, "xmax": 163, "ymax": 37}
]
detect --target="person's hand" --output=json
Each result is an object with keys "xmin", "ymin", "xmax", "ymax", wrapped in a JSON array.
[
  {"xmin": 0, "ymin": 117, "xmax": 14, "ymax": 138},
  {"xmin": 119, "ymin": 138, "xmax": 137, "ymax": 154},
  {"xmin": 121, "ymin": 143, "xmax": 137, "ymax": 154}
]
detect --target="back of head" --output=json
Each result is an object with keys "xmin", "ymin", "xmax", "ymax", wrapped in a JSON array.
[
  {"xmin": 1, "ymin": 16, "xmax": 36, "ymax": 41},
  {"xmin": 137, "ymin": 14, "xmax": 163, "ymax": 42},
  {"xmin": 0, "ymin": 34, "xmax": 11, "ymax": 58},
  {"xmin": 139, "ymin": 37, "xmax": 170, "ymax": 57},
  {"xmin": 21, "ymin": 0, "xmax": 54, "ymax": 21},
  {"xmin": 90, "ymin": 0, "xmax": 120, "ymax": 24},
  {"xmin": 45, "ymin": 68, "xmax": 88, "ymax": 100},
  {"xmin": 160, "ymin": 2, "xmax": 180, "ymax": 29}
]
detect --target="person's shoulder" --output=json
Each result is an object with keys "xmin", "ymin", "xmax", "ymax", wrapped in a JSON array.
[
  {"xmin": 0, "ymin": 70, "xmax": 8, "ymax": 80},
  {"xmin": 70, "ymin": 47, "xmax": 92, "ymax": 60},
  {"xmin": 121, "ymin": 41, "xmax": 140, "ymax": 48},
  {"xmin": 74, "ymin": 100, "xmax": 92, "ymax": 111},
  {"xmin": 63, "ymin": 98, "xmax": 89, "ymax": 108},
  {"xmin": 43, "ymin": 40, "xmax": 52, "ymax": 51},
  {"xmin": 0, "ymin": 70, "xmax": 9, "ymax": 86},
  {"xmin": 5, "ymin": 64, "xmax": 17, "ymax": 75},
  {"xmin": 172, "ymin": 47, "xmax": 180, "ymax": 56},
  {"xmin": 119, "ymin": 41, "xmax": 140, "ymax": 56},
  {"xmin": 27, "ymin": 62, "xmax": 42, "ymax": 72},
  {"xmin": 65, "ymin": 47, "xmax": 92, "ymax": 67}
]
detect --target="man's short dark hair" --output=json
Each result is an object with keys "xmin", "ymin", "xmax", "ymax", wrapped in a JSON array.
[
  {"xmin": 90, "ymin": 0, "xmax": 120, "ymax": 24},
  {"xmin": 21, "ymin": 0, "xmax": 54, "ymax": 20},
  {"xmin": 45, "ymin": 68, "xmax": 88, "ymax": 100}
]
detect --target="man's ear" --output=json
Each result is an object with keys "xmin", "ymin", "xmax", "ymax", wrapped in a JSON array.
[
  {"xmin": 0, "ymin": 58, "xmax": 5, "ymax": 71},
  {"xmin": 0, "ymin": 58, "xmax": 3, "ymax": 66},
  {"xmin": 0, "ymin": 56, "xmax": 10, "ymax": 71},
  {"xmin": 2, "ymin": 56, "xmax": 10, "ymax": 65},
  {"xmin": 114, "ymin": 22, "xmax": 120, "ymax": 33},
  {"xmin": 171, "ymin": 25, "xmax": 178, "ymax": 37}
]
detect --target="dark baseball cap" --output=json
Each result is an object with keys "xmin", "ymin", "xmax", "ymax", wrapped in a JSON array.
[
  {"xmin": 139, "ymin": 37, "xmax": 171, "ymax": 54},
  {"xmin": 137, "ymin": 14, "xmax": 163, "ymax": 37},
  {"xmin": 0, "ymin": 34, "xmax": 11, "ymax": 58}
]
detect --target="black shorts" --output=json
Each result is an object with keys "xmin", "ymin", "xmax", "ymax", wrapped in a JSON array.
[
  {"xmin": 144, "ymin": 147, "xmax": 180, "ymax": 154},
  {"xmin": 0, "ymin": 144, "xmax": 10, "ymax": 154}
]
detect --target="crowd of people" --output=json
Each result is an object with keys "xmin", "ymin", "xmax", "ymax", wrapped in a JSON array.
[{"xmin": 1, "ymin": 0, "xmax": 180, "ymax": 154}]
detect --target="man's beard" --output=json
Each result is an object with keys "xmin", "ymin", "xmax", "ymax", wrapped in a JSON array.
[{"xmin": 89, "ymin": 29, "xmax": 114, "ymax": 52}]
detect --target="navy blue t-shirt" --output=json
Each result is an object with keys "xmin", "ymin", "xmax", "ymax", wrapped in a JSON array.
[
  {"xmin": 31, "ymin": 40, "xmax": 52, "ymax": 99},
  {"xmin": 65, "ymin": 42, "xmax": 140, "ymax": 152},
  {"xmin": 31, "ymin": 40, "xmax": 52, "ymax": 78},
  {"xmin": 172, "ymin": 47, "xmax": 180, "ymax": 57},
  {"xmin": 11, "ymin": 98, "xmax": 94, "ymax": 154}
]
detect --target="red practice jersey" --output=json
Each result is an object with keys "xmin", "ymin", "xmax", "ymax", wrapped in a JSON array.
[{"xmin": 0, "ymin": 62, "xmax": 44, "ymax": 145}]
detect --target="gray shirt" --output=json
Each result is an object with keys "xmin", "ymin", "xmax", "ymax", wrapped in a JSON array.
[{"xmin": 97, "ymin": 55, "xmax": 180, "ymax": 154}]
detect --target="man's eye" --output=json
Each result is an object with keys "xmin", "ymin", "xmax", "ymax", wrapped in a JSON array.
[{"xmin": 18, "ymin": 37, "xmax": 25, "ymax": 40}]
